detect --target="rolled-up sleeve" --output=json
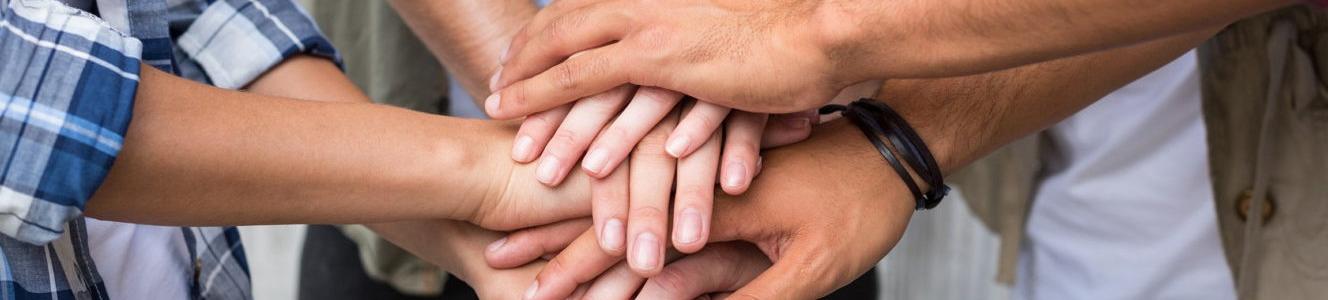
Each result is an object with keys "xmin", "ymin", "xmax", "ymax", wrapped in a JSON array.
[
  {"xmin": 176, "ymin": 0, "xmax": 338, "ymax": 89},
  {"xmin": 0, "ymin": 1, "xmax": 141, "ymax": 245}
]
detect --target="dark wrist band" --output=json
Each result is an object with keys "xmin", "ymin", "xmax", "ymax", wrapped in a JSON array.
[
  {"xmin": 856, "ymin": 100, "xmax": 949, "ymax": 208},
  {"xmin": 820, "ymin": 98, "xmax": 950, "ymax": 210}
]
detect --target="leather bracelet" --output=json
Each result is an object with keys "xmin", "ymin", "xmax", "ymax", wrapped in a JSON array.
[
  {"xmin": 856, "ymin": 100, "xmax": 950, "ymax": 208},
  {"xmin": 821, "ymin": 104, "xmax": 926, "ymax": 208},
  {"xmin": 820, "ymin": 99, "xmax": 950, "ymax": 210}
]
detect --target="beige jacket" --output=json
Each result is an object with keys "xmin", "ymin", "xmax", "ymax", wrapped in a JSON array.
[{"xmin": 952, "ymin": 6, "xmax": 1328, "ymax": 299}]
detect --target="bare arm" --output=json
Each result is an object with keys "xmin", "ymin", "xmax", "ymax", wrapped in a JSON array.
[
  {"xmin": 84, "ymin": 65, "xmax": 589, "ymax": 229},
  {"xmin": 832, "ymin": 0, "xmax": 1292, "ymax": 80},
  {"xmin": 483, "ymin": 0, "xmax": 1289, "ymax": 119},
  {"xmin": 498, "ymin": 28, "xmax": 1221, "ymax": 300},
  {"xmin": 387, "ymin": 0, "xmax": 537, "ymax": 102}
]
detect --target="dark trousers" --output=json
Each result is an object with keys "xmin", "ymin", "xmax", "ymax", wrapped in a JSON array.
[{"xmin": 298, "ymin": 225, "xmax": 877, "ymax": 299}]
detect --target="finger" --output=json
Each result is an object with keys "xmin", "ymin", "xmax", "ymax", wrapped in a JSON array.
[
  {"xmin": 526, "ymin": 229, "xmax": 622, "ymax": 300},
  {"xmin": 495, "ymin": 2, "xmax": 633, "ymax": 91},
  {"xmin": 720, "ymin": 112, "xmax": 767, "ymax": 195},
  {"xmin": 637, "ymin": 243, "xmax": 771, "ymax": 299},
  {"xmin": 672, "ymin": 129, "xmax": 721, "ymax": 253},
  {"xmin": 582, "ymin": 261, "xmax": 645, "ymax": 299},
  {"xmin": 512, "ymin": 105, "xmax": 573, "ymax": 163},
  {"xmin": 728, "ymin": 242, "xmax": 833, "ymax": 300},
  {"xmin": 626, "ymin": 106, "xmax": 680, "ymax": 276},
  {"xmin": 580, "ymin": 87, "xmax": 683, "ymax": 178},
  {"xmin": 484, "ymin": 218, "xmax": 592, "ymax": 269},
  {"xmin": 592, "ymin": 156, "xmax": 629, "ymax": 255},
  {"xmin": 487, "ymin": 45, "xmax": 636, "ymax": 120},
  {"xmin": 666, "ymin": 102, "xmax": 731, "ymax": 158},
  {"xmin": 761, "ymin": 110, "xmax": 817, "ymax": 149},
  {"xmin": 568, "ymin": 285, "xmax": 589, "ymax": 300},
  {"xmin": 533, "ymin": 85, "xmax": 635, "ymax": 186},
  {"xmin": 500, "ymin": 0, "xmax": 604, "ymax": 69}
]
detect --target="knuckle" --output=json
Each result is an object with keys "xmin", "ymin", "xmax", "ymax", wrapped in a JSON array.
[
  {"xmin": 646, "ymin": 266, "xmax": 694, "ymax": 294},
  {"xmin": 545, "ymin": 13, "xmax": 585, "ymax": 47},
  {"xmin": 630, "ymin": 206, "xmax": 667, "ymax": 221},
  {"xmin": 551, "ymin": 63, "xmax": 581, "ymax": 91},
  {"xmin": 676, "ymin": 186, "xmax": 713, "ymax": 204},
  {"xmin": 549, "ymin": 129, "xmax": 580, "ymax": 149},
  {"xmin": 510, "ymin": 82, "xmax": 532, "ymax": 109}
]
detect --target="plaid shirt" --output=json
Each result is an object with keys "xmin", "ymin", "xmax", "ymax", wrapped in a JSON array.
[{"xmin": 0, "ymin": 0, "xmax": 335, "ymax": 299}]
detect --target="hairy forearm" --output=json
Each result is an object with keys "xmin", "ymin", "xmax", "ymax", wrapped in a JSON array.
[
  {"xmin": 388, "ymin": 0, "xmax": 537, "ymax": 101},
  {"xmin": 86, "ymin": 66, "xmax": 507, "ymax": 225},
  {"xmin": 878, "ymin": 29, "xmax": 1219, "ymax": 173},
  {"xmin": 822, "ymin": 0, "xmax": 1289, "ymax": 80}
]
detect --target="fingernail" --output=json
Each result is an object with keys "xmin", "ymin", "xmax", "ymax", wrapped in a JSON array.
[
  {"xmin": 486, "ymin": 237, "xmax": 506, "ymax": 254},
  {"xmin": 756, "ymin": 157, "xmax": 764, "ymax": 175},
  {"xmin": 488, "ymin": 67, "xmax": 504, "ymax": 92},
  {"xmin": 723, "ymin": 162, "xmax": 748, "ymax": 189},
  {"xmin": 786, "ymin": 117, "xmax": 811, "ymax": 129},
  {"xmin": 485, "ymin": 93, "xmax": 502, "ymax": 116},
  {"xmin": 665, "ymin": 135, "xmax": 691, "ymax": 158},
  {"xmin": 523, "ymin": 280, "xmax": 539, "ymax": 300},
  {"xmin": 512, "ymin": 135, "xmax": 535, "ymax": 162},
  {"xmin": 632, "ymin": 232, "xmax": 661, "ymax": 270},
  {"xmin": 537, "ymin": 156, "xmax": 562, "ymax": 185},
  {"xmin": 582, "ymin": 148, "xmax": 609, "ymax": 175},
  {"xmin": 601, "ymin": 218, "xmax": 624, "ymax": 251},
  {"xmin": 677, "ymin": 208, "xmax": 702, "ymax": 244}
]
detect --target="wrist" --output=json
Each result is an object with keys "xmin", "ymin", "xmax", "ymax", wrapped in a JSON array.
[{"xmin": 808, "ymin": 0, "xmax": 891, "ymax": 85}]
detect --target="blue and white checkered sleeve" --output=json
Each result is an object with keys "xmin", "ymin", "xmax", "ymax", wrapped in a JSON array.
[
  {"xmin": 0, "ymin": 1, "xmax": 141, "ymax": 245},
  {"xmin": 176, "ymin": 0, "xmax": 338, "ymax": 89}
]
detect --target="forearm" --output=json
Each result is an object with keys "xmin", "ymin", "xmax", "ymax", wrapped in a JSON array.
[
  {"xmin": 880, "ymin": 29, "xmax": 1219, "ymax": 173},
  {"xmin": 822, "ymin": 0, "xmax": 1289, "ymax": 80},
  {"xmin": 86, "ymin": 66, "xmax": 508, "ymax": 225},
  {"xmin": 244, "ymin": 55, "xmax": 371, "ymax": 104},
  {"xmin": 388, "ymin": 0, "xmax": 537, "ymax": 101}
]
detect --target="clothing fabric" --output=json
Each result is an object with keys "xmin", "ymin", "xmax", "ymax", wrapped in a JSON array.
[
  {"xmin": 0, "ymin": 0, "xmax": 336, "ymax": 299},
  {"xmin": 949, "ymin": 5, "xmax": 1328, "ymax": 299},
  {"xmin": 1014, "ymin": 51, "xmax": 1236, "ymax": 300}
]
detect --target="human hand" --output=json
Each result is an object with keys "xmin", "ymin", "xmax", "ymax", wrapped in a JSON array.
[
  {"xmin": 509, "ymin": 86, "xmax": 815, "ymax": 189},
  {"xmin": 494, "ymin": 118, "xmax": 917, "ymax": 299},
  {"xmin": 485, "ymin": 0, "xmax": 868, "ymax": 120},
  {"xmin": 366, "ymin": 218, "xmax": 588, "ymax": 299}
]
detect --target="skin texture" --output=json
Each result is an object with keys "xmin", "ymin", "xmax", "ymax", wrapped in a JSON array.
[
  {"xmin": 481, "ymin": 0, "xmax": 1294, "ymax": 137},
  {"xmin": 384, "ymin": 0, "xmax": 816, "ymax": 271},
  {"xmin": 491, "ymin": 28, "xmax": 1220, "ymax": 299},
  {"xmin": 85, "ymin": 63, "xmax": 594, "ymax": 232}
]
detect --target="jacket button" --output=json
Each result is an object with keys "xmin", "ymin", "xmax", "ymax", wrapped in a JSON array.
[{"xmin": 1236, "ymin": 189, "xmax": 1275, "ymax": 224}]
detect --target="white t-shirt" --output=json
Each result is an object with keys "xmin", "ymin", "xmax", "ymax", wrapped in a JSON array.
[
  {"xmin": 1015, "ymin": 51, "xmax": 1236, "ymax": 300},
  {"xmin": 85, "ymin": 218, "xmax": 192, "ymax": 300}
]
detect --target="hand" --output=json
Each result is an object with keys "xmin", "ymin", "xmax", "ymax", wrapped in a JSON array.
[
  {"xmin": 635, "ymin": 242, "xmax": 770, "ymax": 299},
  {"xmin": 485, "ymin": 0, "xmax": 860, "ymax": 120},
  {"xmin": 365, "ymin": 218, "xmax": 587, "ymax": 299},
  {"xmin": 494, "ymin": 119, "xmax": 917, "ymax": 299}
]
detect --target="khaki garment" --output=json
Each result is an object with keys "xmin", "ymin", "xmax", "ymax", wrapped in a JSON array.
[
  {"xmin": 310, "ymin": 0, "xmax": 452, "ymax": 296},
  {"xmin": 954, "ymin": 5, "xmax": 1328, "ymax": 299}
]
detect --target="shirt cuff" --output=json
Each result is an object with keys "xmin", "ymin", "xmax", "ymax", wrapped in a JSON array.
[
  {"xmin": 176, "ymin": 0, "xmax": 339, "ymax": 90},
  {"xmin": 0, "ymin": 0, "xmax": 141, "ymax": 245}
]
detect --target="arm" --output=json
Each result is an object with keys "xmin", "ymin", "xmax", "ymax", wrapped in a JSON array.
[
  {"xmin": 482, "ymin": 0, "xmax": 1290, "ymax": 119},
  {"xmin": 494, "ymin": 28, "xmax": 1219, "ymax": 299},
  {"xmin": 84, "ymin": 66, "xmax": 590, "ymax": 229},
  {"xmin": 386, "ymin": 0, "xmax": 537, "ymax": 102}
]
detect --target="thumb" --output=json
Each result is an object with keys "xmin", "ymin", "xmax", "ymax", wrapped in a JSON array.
[{"xmin": 727, "ymin": 240, "xmax": 839, "ymax": 300}]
